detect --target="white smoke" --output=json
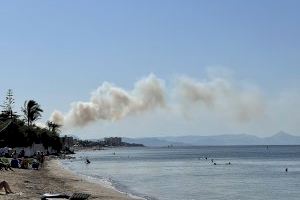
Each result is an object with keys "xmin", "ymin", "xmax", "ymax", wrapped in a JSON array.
[
  {"xmin": 176, "ymin": 76, "xmax": 265, "ymax": 122},
  {"xmin": 50, "ymin": 110, "xmax": 65, "ymax": 126},
  {"xmin": 50, "ymin": 74, "xmax": 166, "ymax": 127},
  {"xmin": 50, "ymin": 74, "xmax": 265, "ymax": 128}
]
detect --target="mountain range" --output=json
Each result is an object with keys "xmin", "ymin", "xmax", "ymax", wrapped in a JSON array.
[{"xmin": 122, "ymin": 131, "xmax": 300, "ymax": 146}]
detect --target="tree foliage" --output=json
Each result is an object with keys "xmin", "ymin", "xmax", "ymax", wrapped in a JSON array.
[
  {"xmin": 22, "ymin": 100, "xmax": 43, "ymax": 126},
  {"xmin": 0, "ymin": 89, "xmax": 18, "ymax": 120},
  {"xmin": 0, "ymin": 90, "xmax": 62, "ymax": 151},
  {"xmin": 47, "ymin": 121, "xmax": 62, "ymax": 133}
]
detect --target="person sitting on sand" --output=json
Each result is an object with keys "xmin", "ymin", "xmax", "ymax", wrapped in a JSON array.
[
  {"xmin": 32, "ymin": 159, "xmax": 40, "ymax": 170},
  {"xmin": 20, "ymin": 158, "xmax": 29, "ymax": 169},
  {"xmin": 0, "ymin": 181, "xmax": 13, "ymax": 194},
  {"xmin": 10, "ymin": 157, "xmax": 20, "ymax": 168}
]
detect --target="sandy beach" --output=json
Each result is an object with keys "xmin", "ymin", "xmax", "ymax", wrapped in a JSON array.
[{"xmin": 0, "ymin": 159, "xmax": 135, "ymax": 200}]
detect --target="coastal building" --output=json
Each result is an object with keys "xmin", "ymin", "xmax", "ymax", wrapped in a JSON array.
[
  {"xmin": 61, "ymin": 136, "xmax": 75, "ymax": 148},
  {"xmin": 104, "ymin": 137, "xmax": 122, "ymax": 146}
]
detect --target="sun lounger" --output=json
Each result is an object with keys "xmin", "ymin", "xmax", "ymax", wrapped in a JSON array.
[
  {"xmin": 0, "ymin": 162, "xmax": 14, "ymax": 171},
  {"xmin": 41, "ymin": 192, "xmax": 90, "ymax": 200},
  {"xmin": 69, "ymin": 193, "xmax": 90, "ymax": 200}
]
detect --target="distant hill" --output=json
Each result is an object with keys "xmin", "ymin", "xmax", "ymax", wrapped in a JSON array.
[
  {"xmin": 264, "ymin": 131, "xmax": 300, "ymax": 145},
  {"xmin": 122, "ymin": 131, "xmax": 300, "ymax": 147}
]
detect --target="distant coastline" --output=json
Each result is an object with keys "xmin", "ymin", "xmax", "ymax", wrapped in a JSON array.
[{"xmin": 122, "ymin": 131, "xmax": 300, "ymax": 147}]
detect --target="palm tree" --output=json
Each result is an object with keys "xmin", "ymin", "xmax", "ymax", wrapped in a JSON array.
[
  {"xmin": 22, "ymin": 100, "xmax": 43, "ymax": 126},
  {"xmin": 46, "ymin": 121, "xmax": 62, "ymax": 133}
]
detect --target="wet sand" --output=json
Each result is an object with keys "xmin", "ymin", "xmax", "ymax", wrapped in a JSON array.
[{"xmin": 0, "ymin": 159, "xmax": 135, "ymax": 200}]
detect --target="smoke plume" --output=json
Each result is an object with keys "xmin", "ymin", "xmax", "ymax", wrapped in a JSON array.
[
  {"xmin": 50, "ymin": 74, "xmax": 265, "ymax": 128},
  {"xmin": 176, "ymin": 76, "xmax": 265, "ymax": 121},
  {"xmin": 50, "ymin": 74, "xmax": 166, "ymax": 127}
]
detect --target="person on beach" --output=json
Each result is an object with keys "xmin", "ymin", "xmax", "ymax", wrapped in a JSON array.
[
  {"xmin": 18, "ymin": 149, "xmax": 25, "ymax": 158},
  {"xmin": 40, "ymin": 152, "xmax": 45, "ymax": 168},
  {"xmin": 32, "ymin": 159, "xmax": 40, "ymax": 170},
  {"xmin": 11, "ymin": 150, "xmax": 17, "ymax": 158},
  {"xmin": 20, "ymin": 157, "xmax": 29, "ymax": 169},
  {"xmin": 36, "ymin": 152, "xmax": 41, "ymax": 162},
  {"xmin": 10, "ymin": 157, "xmax": 20, "ymax": 168},
  {"xmin": 0, "ymin": 181, "xmax": 13, "ymax": 194}
]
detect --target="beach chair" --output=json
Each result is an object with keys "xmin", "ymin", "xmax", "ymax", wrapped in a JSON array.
[
  {"xmin": 0, "ymin": 162, "xmax": 13, "ymax": 171},
  {"xmin": 41, "ymin": 192, "xmax": 90, "ymax": 200}
]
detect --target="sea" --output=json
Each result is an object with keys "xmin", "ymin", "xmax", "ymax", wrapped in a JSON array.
[{"xmin": 61, "ymin": 146, "xmax": 300, "ymax": 200}]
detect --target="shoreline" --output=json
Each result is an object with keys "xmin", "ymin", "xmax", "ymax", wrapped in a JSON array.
[
  {"xmin": 0, "ymin": 158, "xmax": 136, "ymax": 200},
  {"xmin": 57, "ymin": 159, "xmax": 145, "ymax": 200}
]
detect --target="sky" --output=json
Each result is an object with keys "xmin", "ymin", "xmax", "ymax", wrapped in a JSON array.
[{"xmin": 0, "ymin": 0, "xmax": 299, "ymax": 139}]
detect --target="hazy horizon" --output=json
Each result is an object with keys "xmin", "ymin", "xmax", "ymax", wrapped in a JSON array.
[
  {"xmin": 81, "ymin": 130, "xmax": 298, "ymax": 141},
  {"xmin": 0, "ymin": 1, "xmax": 299, "ymax": 139}
]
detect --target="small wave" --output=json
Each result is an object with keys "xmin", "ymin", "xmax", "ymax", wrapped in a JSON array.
[
  {"xmin": 106, "ymin": 178, "xmax": 158, "ymax": 200},
  {"xmin": 58, "ymin": 160, "xmax": 153, "ymax": 200}
]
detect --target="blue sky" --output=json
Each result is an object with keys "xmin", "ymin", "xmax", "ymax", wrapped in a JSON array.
[{"xmin": 0, "ymin": 1, "xmax": 299, "ymax": 138}]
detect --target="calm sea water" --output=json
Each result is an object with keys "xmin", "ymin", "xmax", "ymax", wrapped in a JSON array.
[{"xmin": 61, "ymin": 146, "xmax": 300, "ymax": 200}]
